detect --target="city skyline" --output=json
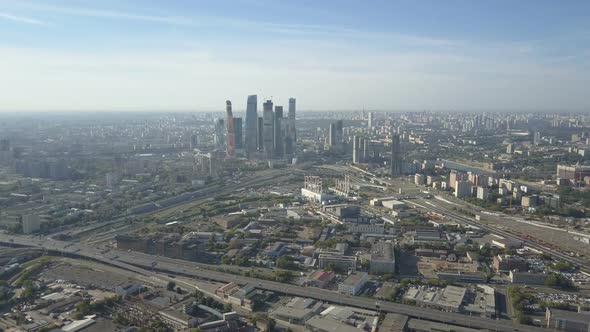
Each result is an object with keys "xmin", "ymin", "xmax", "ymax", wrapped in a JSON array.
[{"xmin": 1, "ymin": 0, "xmax": 590, "ymax": 112}]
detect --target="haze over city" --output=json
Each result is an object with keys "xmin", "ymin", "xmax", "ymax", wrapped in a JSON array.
[
  {"xmin": 1, "ymin": 0, "xmax": 590, "ymax": 111},
  {"xmin": 2, "ymin": 2, "xmax": 590, "ymax": 332}
]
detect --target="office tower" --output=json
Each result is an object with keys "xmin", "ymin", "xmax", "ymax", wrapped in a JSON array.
[
  {"xmin": 257, "ymin": 117, "xmax": 264, "ymax": 151},
  {"xmin": 233, "ymin": 117, "xmax": 243, "ymax": 150},
  {"xmin": 22, "ymin": 214, "xmax": 40, "ymax": 234},
  {"xmin": 391, "ymin": 133, "xmax": 402, "ymax": 177},
  {"xmin": 506, "ymin": 143, "xmax": 514, "ymax": 154},
  {"xmin": 353, "ymin": 136, "xmax": 365, "ymax": 164},
  {"xmin": 335, "ymin": 120, "xmax": 343, "ymax": 145},
  {"xmin": 284, "ymin": 117, "xmax": 294, "ymax": 157},
  {"xmin": 533, "ymin": 131, "xmax": 541, "ymax": 145},
  {"xmin": 329, "ymin": 123, "xmax": 337, "ymax": 147},
  {"xmin": 263, "ymin": 100, "xmax": 274, "ymax": 159},
  {"xmin": 368, "ymin": 112, "xmax": 374, "ymax": 128},
  {"xmin": 288, "ymin": 98, "xmax": 296, "ymax": 142},
  {"xmin": 226, "ymin": 100, "xmax": 235, "ymax": 157},
  {"xmin": 245, "ymin": 95, "xmax": 258, "ymax": 155},
  {"xmin": 214, "ymin": 118, "xmax": 225, "ymax": 150},
  {"xmin": 274, "ymin": 106, "xmax": 284, "ymax": 158},
  {"xmin": 362, "ymin": 138, "xmax": 368, "ymax": 162},
  {"xmin": 190, "ymin": 134, "xmax": 199, "ymax": 150},
  {"xmin": 454, "ymin": 180, "xmax": 472, "ymax": 198}
]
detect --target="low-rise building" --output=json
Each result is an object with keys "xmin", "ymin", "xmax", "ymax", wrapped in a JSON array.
[
  {"xmin": 271, "ymin": 297, "xmax": 323, "ymax": 325},
  {"xmin": 403, "ymin": 286, "xmax": 467, "ymax": 313},
  {"xmin": 338, "ymin": 272, "xmax": 368, "ymax": 295},
  {"xmin": 493, "ymin": 254, "xmax": 528, "ymax": 272},
  {"xmin": 509, "ymin": 271, "xmax": 548, "ymax": 285},
  {"xmin": 369, "ymin": 241, "xmax": 395, "ymax": 275},
  {"xmin": 546, "ymin": 308, "xmax": 590, "ymax": 332},
  {"xmin": 436, "ymin": 271, "xmax": 487, "ymax": 284},
  {"xmin": 159, "ymin": 309, "xmax": 198, "ymax": 331}
]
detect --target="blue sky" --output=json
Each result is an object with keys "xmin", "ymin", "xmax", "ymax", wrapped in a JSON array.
[{"xmin": 0, "ymin": 0, "xmax": 589, "ymax": 111}]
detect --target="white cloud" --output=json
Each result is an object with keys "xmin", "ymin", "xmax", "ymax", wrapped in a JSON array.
[{"xmin": 0, "ymin": 11, "xmax": 44, "ymax": 25}]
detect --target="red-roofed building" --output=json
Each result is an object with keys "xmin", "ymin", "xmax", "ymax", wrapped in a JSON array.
[{"xmin": 307, "ymin": 271, "xmax": 335, "ymax": 288}]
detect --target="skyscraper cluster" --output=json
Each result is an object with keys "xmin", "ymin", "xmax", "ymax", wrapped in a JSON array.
[{"xmin": 218, "ymin": 95, "xmax": 297, "ymax": 160}]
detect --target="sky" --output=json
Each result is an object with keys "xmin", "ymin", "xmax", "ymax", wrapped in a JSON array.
[{"xmin": 0, "ymin": 0, "xmax": 589, "ymax": 112}]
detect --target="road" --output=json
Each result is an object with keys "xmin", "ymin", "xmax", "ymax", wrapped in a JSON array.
[{"xmin": 0, "ymin": 234, "xmax": 547, "ymax": 332}]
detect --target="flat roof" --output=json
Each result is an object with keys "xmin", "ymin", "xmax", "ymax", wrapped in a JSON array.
[{"xmin": 341, "ymin": 272, "xmax": 367, "ymax": 286}]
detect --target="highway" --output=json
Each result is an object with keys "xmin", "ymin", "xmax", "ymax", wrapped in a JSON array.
[{"xmin": 0, "ymin": 234, "xmax": 547, "ymax": 332}]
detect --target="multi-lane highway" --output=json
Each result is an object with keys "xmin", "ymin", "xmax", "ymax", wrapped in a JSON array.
[{"xmin": 0, "ymin": 234, "xmax": 545, "ymax": 332}]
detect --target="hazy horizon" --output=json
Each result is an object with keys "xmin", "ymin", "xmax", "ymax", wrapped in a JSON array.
[{"xmin": 1, "ymin": 0, "xmax": 589, "ymax": 112}]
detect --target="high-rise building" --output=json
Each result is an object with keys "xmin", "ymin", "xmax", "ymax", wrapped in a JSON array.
[
  {"xmin": 329, "ymin": 123, "xmax": 337, "ymax": 147},
  {"xmin": 368, "ymin": 112, "xmax": 374, "ymax": 128},
  {"xmin": 353, "ymin": 136, "xmax": 367, "ymax": 164},
  {"xmin": 391, "ymin": 133, "xmax": 402, "ymax": 177},
  {"xmin": 455, "ymin": 180, "xmax": 472, "ymax": 198},
  {"xmin": 506, "ymin": 143, "xmax": 514, "ymax": 154},
  {"xmin": 263, "ymin": 100, "xmax": 274, "ymax": 159},
  {"xmin": 226, "ymin": 100, "xmax": 235, "ymax": 157},
  {"xmin": 22, "ymin": 214, "xmax": 40, "ymax": 234},
  {"xmin": 336, "ymin": 120, "xmax": 343, "ymax": 144},
  {"xmin": 288, "ymin": 98, "xmax": 296, "ymax": 142},
  {"xmin": 353, "ymin": 136, "xmax": 360, "ymax": 164},
  {"xmin": 257, "ymin": 117, "xmax": 264, "ymax": 151},
  {"xmin": 533, "ymin": 131, "xmax": 541, "ymax": 145},
  {"xmin": 329, "ymin": 120, "xmax": 343, "ymax": 148},
  {"xmin": 214, "ymin": 118, "xmax": 225, "ymax": 150},
  {"xmin": 233, "ymin": 117, "xmax": 243, "ymax": 150},
  {"xmin": 274, "ymin": 106, "xmax": 284, "ymax": 158},
  {"xmin": 245, "ymin": 95, "xmax": 258, "ymax": 155}
]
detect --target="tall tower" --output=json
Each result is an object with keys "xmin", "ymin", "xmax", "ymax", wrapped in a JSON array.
[
  {"xmin": 257, "ymin": 117, "xmax": 264, "ymax": 151},
  {"xmin": 263, "ymin": 100, "xmax": 274, "ymax": 159},
  {"xmin": 214, "ymin": 118, "xmax": 225, "ymax": 150},
  {"xmin": 288, "ymin": 98, "xmax": 296, "ymax": 142},
  {"xmin": 391, "ymin": 132, "xmax": 402, "ymax": 177},
  {"xmin": 335, "ymin": 120, "xmax": 343, "ymax": 145},
  {"xmin": 233, "ymin": 117, "xmax": 243, "ymax": 150},
  {"xmin": 245, "ymin": 95, "xmax": 258, "ymax": 156},
  {"xmin": 352, "ymin": 136, "xmax": 360, "ymax": 164},
  {"xmin": 329, "ymin": 123, "xmax": 336, "ymax": 147},
  {"xmin": 274, "ymin": 106, "xmax": 284, "ymax": 158},
  {"xmin": 226, "ymin": 100, "xmax": 235, "ymax": 157}
]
